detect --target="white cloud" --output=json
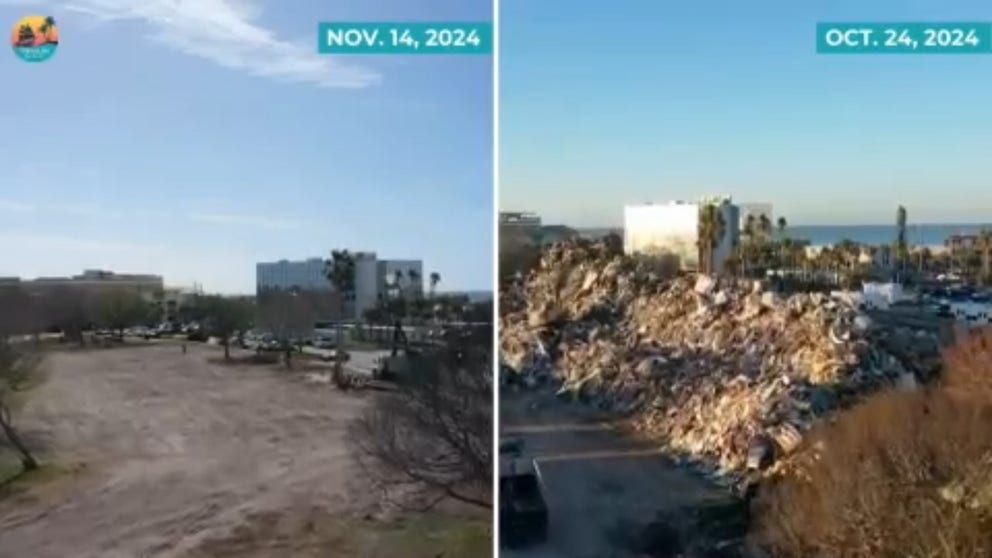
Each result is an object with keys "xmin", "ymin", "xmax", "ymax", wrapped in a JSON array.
[
  {"xmin": 188, "ymin": 211, "xmax": 302, "ymax": 230},
  {"xmin": 60, "ymin": 0, "xmax": 380, "ymax": 88}
]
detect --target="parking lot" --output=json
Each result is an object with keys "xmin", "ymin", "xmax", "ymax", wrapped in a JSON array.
[{"xmin": 500, "ymin": 387, "xmax": 733, "ymax": 558}]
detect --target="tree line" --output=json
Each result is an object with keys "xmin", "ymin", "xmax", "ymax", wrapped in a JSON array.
[{"xmin": 696, "ymin": 204, "xmax": 992, "ymax": 287}]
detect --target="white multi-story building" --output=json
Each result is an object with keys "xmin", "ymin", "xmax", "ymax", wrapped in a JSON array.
[
  {"xmin": 256, "ymin": 258, "xmax": 329, "ymax": 292},
  {"xmin": 257, "ymin": 253, "xmax": 422, "ymax": 321},
  {"xmin": 352, "ymin": 252, "xmax": 379, "ymax": 320},
  {"xmin": 624, "ymin": 197, "xmax": 740, "ymax": 272}
]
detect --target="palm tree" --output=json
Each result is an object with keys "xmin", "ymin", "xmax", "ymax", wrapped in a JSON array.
[
  {"xmin": 780, "ymin": 237, "xmax": 794, "ymax": 273},
  {"xmin": 741, "ymin": 214, "xmax": 757, "ymax": 275},
  {"xmin": 325, "ymin": 250, "xmax": 356, "ymax": 384},
  {"xmin": 407, "ymin": 269, "xmax": 421, "ymax": 295},
  {"xmin": 429, "ymin": 272, "xmax": 441, "ymax": 298},
  {"xmin": 744, "ymin": 214, "xmax": 756, "ymax": 240},
  {"xmin": 777, "ymin": 216, "xmax": 788, "ymax": 270},
  {"xmin": 895, "ymin": 205, "xmax": 908, "ymax": 279},
  {"xmin": 978, "ymin": 229, "xmax": 992, "ymax": 285},
  {"xmin": 697, "ymin": 203, "xmax": 726, "ymax": 274},
  {"xmin": 38, "ymin": 17, "xmax": 57, "ymax": 44},
  {"xmin": 790, "ymin": 240, "xmax": 811, "ymax": 282},
  {"xmin": 758, "ymin": 213, "xmax": 773, "ymax": 243}
]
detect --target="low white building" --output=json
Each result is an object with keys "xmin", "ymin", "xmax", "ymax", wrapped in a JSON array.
[{"xmin": 624, "ymin": 197, "xmax": 740, "ymax": 272}]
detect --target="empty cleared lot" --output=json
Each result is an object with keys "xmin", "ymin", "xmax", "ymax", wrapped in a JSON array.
[{"xmin": 0, "ymin": 344, "xmax": 371, "ymax": 558}]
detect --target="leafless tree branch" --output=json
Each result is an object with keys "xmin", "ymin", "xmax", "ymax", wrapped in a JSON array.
[{"xmin": 349, "ymin": 325, "xmax": 493, "ymax": 510}]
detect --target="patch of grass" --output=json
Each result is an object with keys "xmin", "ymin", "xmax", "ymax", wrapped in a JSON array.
[
  {"xmin": 371, "ymin": 514, "xmax": 492, "ymax": 558},
  {"xmin": 3, "ymin": 351, "xmax": 48, "ymax": 414},
  {"xmin": 0, "ymin": 454, "xmax": 25, "ymax": 486},
  {"xmin": 0, "ymin": 459, "xmax": 85, "ymax": 503},
  {"xmin": 187, "ymin": 510, "xmax": 492, "ymax": 558}
]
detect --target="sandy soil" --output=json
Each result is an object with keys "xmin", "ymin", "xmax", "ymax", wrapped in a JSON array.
[
  {"xmin": 0, "ymin": 344, "xmax": 372, "ymax": 558},
  {"xmin": 500, "ymin": 386, "xmax": 733, "ymax": 558}
]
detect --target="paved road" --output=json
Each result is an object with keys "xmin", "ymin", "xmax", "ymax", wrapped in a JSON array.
[
  {"xmin": 500, "ymin": 387, "xmax": 733, "ymax": 558},
  {"xmin": 0, "ymin": 345, "xmax": 371, "ymax": 558},
  {"xmin": 300, "ymin": 346, "xmax": 390, "ymax": 376}
]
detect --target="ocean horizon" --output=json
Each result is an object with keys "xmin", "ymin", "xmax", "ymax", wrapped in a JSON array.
[{"xmin": 577, "ymin": 224, "xmax": 992, "ymax": 247}]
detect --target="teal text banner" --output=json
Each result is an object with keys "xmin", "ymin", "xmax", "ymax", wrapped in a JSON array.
[
  {"xmin": 817, "ymin": 23, "xmax": 992, "ymax": 54},
  {"xmin": 318, "ymin": 22, "xmax": 492, "ymax": 54}
]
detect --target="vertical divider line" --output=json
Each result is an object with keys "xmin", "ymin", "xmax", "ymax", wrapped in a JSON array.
[{"xmin": 491, "ymin": 0, "xmax": 501, "ymax": 552}]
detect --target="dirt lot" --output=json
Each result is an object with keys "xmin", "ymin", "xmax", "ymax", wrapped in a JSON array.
[
  {"xmin": 500, "ymin": 386, "xmax": 735, "ymax": 558},
  {"xmin": 0, "ymin": 344, "xmax": 482, "ymax": 557}
]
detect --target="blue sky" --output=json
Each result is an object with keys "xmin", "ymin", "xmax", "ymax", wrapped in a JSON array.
[
  {"xmin": 0, "ymin": 0, "xmax": 492, "ymax": 294},
  {"xmin": 500, "ymin": 0, "xmax": 992, "ymax": 227}
]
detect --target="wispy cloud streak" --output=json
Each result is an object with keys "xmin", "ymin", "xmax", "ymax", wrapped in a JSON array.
[{"xmin": 58, "ymin": 0, "xmax": 380, "ymax": 88}]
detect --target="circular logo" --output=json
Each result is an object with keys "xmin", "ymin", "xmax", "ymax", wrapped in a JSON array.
[{"xmin": 10, "ymin": 15, "xmax": 58, "ymax": 63}]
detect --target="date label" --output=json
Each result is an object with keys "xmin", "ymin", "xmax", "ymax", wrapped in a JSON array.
[
  {"xmin": 318, "ymin": 22, "xmax": 492, "ymax": 54},
  {"xmin": 817, "ymin": 23, "xmax": 992, "ymax": 54}
]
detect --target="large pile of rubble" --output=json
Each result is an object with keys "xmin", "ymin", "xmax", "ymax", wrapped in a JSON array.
[{"xmin": 500, "ymin": 239, "xmax": 943, "ymax": 483}]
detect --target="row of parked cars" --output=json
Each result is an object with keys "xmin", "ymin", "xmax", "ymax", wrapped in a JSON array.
[
  {"xmin": 237, "ymin": 331, "xmax": 347, "ymax": 357},
  {"xmin": 106, "ymin": 322, "xmax": 207, "ymax": 341}
]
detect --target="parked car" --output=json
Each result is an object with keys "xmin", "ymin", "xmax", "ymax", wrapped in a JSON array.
[
  {"xmin": 320, "ymin": 348, "xmax": 350, "ymax": 362},
  {"xmin": 186, "ymin": 329, "xmax": 207, "ymax": 342},
  {"xmin": 313, "ymin": 337, "xmax": 336, "ymax": 350},
  {"xmin": 500, "ymin": 453, "xmax": 549, "ymax": 549}
]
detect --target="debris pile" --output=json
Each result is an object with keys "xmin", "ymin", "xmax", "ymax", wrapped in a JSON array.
[{"xmin": 500, "ymin": 238, "xmax": 943, "ymax": 481}]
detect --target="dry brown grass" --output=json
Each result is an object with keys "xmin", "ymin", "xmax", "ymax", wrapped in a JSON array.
[{"xmin": 751, "ymin": 328, "xmax": 992, "ymax": 558}]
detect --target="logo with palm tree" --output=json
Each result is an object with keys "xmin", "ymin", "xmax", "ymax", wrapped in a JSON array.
[{"xmin": 10, "ymin": 15, "xmax": 58, "ymax": 62}]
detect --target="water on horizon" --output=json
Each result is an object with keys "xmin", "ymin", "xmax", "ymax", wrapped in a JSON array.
[{"xmin": 787, "ymin": 224, "xmax": 992, "ymax": 246}]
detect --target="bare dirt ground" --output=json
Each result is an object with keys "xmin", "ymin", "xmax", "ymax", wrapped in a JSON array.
[
  {"xmin": 500, "ymin": 386, "xmax": 736, "ymax": 558},
  {"xmin": 0, "ymin": 344, "xmax": 379, "ymax": 558}
]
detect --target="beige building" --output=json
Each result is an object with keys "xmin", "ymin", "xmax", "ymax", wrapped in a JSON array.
[{"xmin": 16, "ymin": 269, "xmax": 164, "ymax": 298}]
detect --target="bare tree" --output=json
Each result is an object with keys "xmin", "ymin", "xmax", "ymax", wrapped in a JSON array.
[
  {"xmin": 256, "ymin": 289, "xmax": 316, "ymax": 369},
  {"xmin": 0, "ymin": 342, "xmax": 40, "ymax": 472},
  {"xmin": 201, "ymin": 295, "xmax": 253, "ymax": 360},
  {"xmin": 39, "ymin": 287, "xmax": 94, "ymax": 346},
  {"xmin": 0, "ymin": 290, "xmax": 40, "ymax": 472},
  {"xmin": 0, "ymin": 286, "xmax": 39, "ymax": 338},
  {"xmin": 325, "ymin": 250, "xmax": 356, "ymax": 387},
  {"xmin": 95, "ymin": 290, "xmax": 152, "ymax": 339},
  {"xmin": 349, "ymin": 325, "xmax": 492, "ymax": 510}
]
